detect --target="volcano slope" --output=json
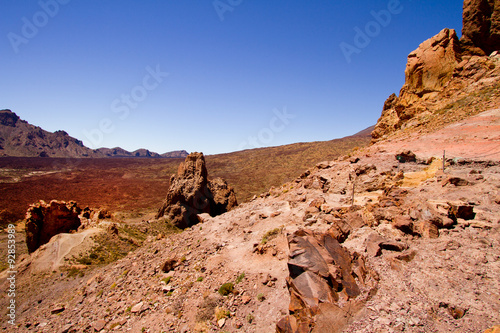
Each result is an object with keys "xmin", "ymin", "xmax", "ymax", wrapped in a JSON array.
[{"xmin": 1, "ymin": 105, "xmax": 499, "ymax": 333}]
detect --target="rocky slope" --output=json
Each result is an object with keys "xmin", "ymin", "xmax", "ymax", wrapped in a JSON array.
[
  {"xmin": 1, "ymin": 1, "xmax": 499, "ymax": 332},
  {"xmin": 1, "ymin": 109, "xmax": 499, "ymax": 332},
  {"xmin": 0, "ymin": 109, "xmax": 187, "ymax": 158}
]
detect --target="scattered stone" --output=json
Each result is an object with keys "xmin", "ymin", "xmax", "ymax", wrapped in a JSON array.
[
  {"xmin": 161, "ymin": 259, "xmax": 178, "ymax": 273},
  {"xmin": 92, "ymin": 319, "xmax": 106, "ymax": 332},
  {"xmin": 281, "ymin": 229, "xmax": 379, "ymax": 332},
  {"xmin": 50, "ymin": 305, "xmax": 65, "ymax": 314},
  {"xmin": 60, "ymin": 324, "xmax": 73, "ymax": 333},
  {"xmin": 131, "ymin": 301, "xmax": 146, "ymax": 314},
  {"xmin": 417, "ymin": 221, "xmax": 440, "ymax": 239},
  {"xmin": 218, "ymin": 318, "xmax": 226, "ymax": 328},
  {"xmin": 309, "ymin": 197, "xmax": 326, "ymax": 209},
  {"xmin": 261, "ymin": 274, "xmax": 277, "ymax": 286},
  {"xmin": 439, "ymin": 302, "xmax": 467, "ymax": 319},
  {"xmin": 392, "ymin": 216, "xmax": 414, "ymax": 234},
  {"xmin": 107, "ymin": 223, "xmax": 119, "ymax": 235},
  {"xmin": 448, "ymin": 203, "xmax": 475, "ymax": 221},
  {"xmin": 391, "ymin": 250, "xmax": 417, "ymax": 262},
  {"xmin": 442, "ymin": 177, "xmax": 469, "ymax": 187},
  {"xmin": 365, "ymin": 233, "xmax": 408, "ymax": 257},
  {"xmin": 355, "ymin": 164, "xmax": 377, "ymax": 176},
  {"xmin": 396, "ymin": 151, "xmax": 417, "ymax": 163}
]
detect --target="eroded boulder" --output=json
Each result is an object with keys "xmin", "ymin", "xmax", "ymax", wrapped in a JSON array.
[
  {"xmin": 278, "ymin": 229, "xmax": 378, "ymax": 332},
  {"xmin": 156, "ymin": 152, "xmax": 237, "ymax": 228},
  {"xmin": 25, "ymin": 200, "xmax": 81, "ymax": 253}
]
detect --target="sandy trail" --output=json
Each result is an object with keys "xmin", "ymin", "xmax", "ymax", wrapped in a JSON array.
[{"xmin": 29, "ymin": 228, "xmax": 102, "ymax": 272}]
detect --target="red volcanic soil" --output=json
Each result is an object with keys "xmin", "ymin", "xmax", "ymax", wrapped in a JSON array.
[
  {"xmin": 371, "ymin": 108, "xmax": 500, "ymax": 161},
  {"xmin": 0, "ymin": 157, "xmax": 181, "ymax": 225}
]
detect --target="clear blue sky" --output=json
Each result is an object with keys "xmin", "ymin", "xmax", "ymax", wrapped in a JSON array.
[{"xmin": 1, "ymin": 0, "xmax": 463, "ymax": 155}]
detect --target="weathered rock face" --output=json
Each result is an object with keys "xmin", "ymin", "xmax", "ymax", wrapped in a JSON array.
[
  {"xmin": 461, "ymin": 0, "xmax": 500, "ymax": 55},
  {"xmin": 208, "ymin": 177, "xmax": 238, "ymax": 216},
  {"xmin": 25, "ymin": 200, "xmax": 82, "ymax": 253},
  {"xmin": 405, "ymin": 28, "xmax": 463, "ymax": 96},
  {"xmin": 156, "ymin": 152, "xmax": 237, "ymax": 229},
  {"xmin": 277, "ymin": 229, "xmax": 379, "ymax": 333},
  {"xmin": 372, "ymin": 29, "xmax": 464, "ymax": 141}
]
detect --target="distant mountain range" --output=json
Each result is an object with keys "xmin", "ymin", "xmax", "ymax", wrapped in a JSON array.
[{"xmin": 0, "ymin": 109, "xmax": 188, "ymax": 158}]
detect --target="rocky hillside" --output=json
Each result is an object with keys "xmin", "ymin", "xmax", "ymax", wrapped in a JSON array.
[
  {"xmin": 2, "ymin": 108, "xmax": 499, "ymax": 332},
  {"xmin": 0, "ymin": 109, "xmax": 98, "ymax": 158},
  {"xmin": 1, "ymin": 1, "xmax": 499, "ymax": 332},
  {"xmin": 0, "ymin": 109, "xmax": 188, "ymax": 158}
]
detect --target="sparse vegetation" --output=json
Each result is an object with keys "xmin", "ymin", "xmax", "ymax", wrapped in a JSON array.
[
  {"xmin": 66, "ymin": 266, "xmax": 85, "ymax": 278},
  {"xmin": 215, "ymin": 307, "xmax": 230, "ymax": 321},
  {"xmin": 235, "ymin": 272, "xmax": 245, "ymax": 284},
  {"xmin": 196, "ymin": 296, "xmax": 218, "ymax": 322},
  {"xmin": 196, "ymin": 276, "xmax": 204, "ymax": 282},
  {"xmin": 74, "ymin": 233, "xmax": 137, "ymax": 267},
  {"xmin": 257, "ymin": 293, "xmax": 266, "ymax": 302},
  {"xmin": 261, "ymin": 228, "xmax": 281, "ymax": 244},
  {"xmin": 218, "ymin": 282, "xmax": 234, "ymax": 296},
  {"xmin": 162, "ymin": 276, "xmax": 172, "ymax": 284},
  {"xmin": 246, "ymin": 314, "xmax": 254, "ymax": 323}
]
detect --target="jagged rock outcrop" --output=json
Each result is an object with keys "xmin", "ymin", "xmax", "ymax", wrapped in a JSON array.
[
  {"xmin": 461, "ymin": 0, "xmax": 500, "ymax": 55},
  {"xmin": 156, "ymin": 152, "xmax": 237, "ymax": 228},
  {"xmin": 25, "ymin": 200, "xmax": 82, "ymax": 253},
  {"xmin": 277, "ymin": 229, "xmax": 379, "ymax": 333},
  {"xmin": 405, "ymin": 29, "xmax": 463, "ymax": 97},
  {"xmin": 372, "ymin": 28, "xmax": 465, "ymax": 141},
  {"xmin": 372, "ymin": 0, "xmax": 500, "ymax": 142}
]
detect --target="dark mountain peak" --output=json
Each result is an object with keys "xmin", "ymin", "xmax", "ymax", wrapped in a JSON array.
[
  {"xmin": 0, "ymin": 109, "xmax": 187, "ymax": 158},
  {"xmin": 161, "ymin": 150, "xmax": 189, "ymax": 158},
  {"xmin": 54, "ymin": 130, "xmax": 69, "ymax": 136},
  {"xmin": 0, "ymin": 109, "xmax": 20, "ymax": 127},
  {"xmin": 133, "ymin": 148, "xmax": 161, "ymax": 158}
]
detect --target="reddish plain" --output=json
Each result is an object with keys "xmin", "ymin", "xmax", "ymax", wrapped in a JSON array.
[{"xmin": 0, "ymin": 133, "xmax": 370, "ymax": 226}]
